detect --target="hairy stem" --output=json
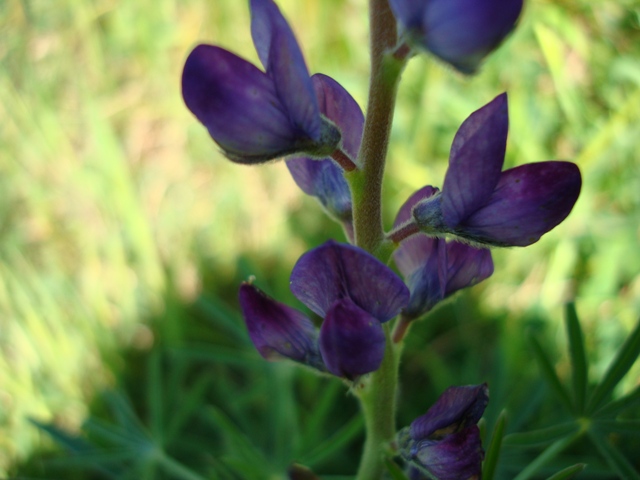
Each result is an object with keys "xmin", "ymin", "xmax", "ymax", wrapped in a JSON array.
[
  {"xmin": 347, "ymin": 0, "xmax": 402, "ymax": 255},
  {"xmin": 349, "ymin": 1, "xmax": 405, "ymax": 479},
  {"xmin": 355, "ymin": 325, "xmax": 401, "ymax": 480}
]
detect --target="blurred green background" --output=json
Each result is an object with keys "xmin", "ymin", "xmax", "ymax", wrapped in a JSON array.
[{"xmin": 1, "ymin": 0, "xmax": 639, "ymax": 478}]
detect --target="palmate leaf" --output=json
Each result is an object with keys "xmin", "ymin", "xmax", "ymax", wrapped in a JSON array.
[
  {"xmin": 587, "ymin": 428, "xmax": 640, "ymax": 480},
  {"xmin": 594, "ymin": 385, "xmax": 640, "ymax": 418},
  {"xmin": 565, "ymin": 303, "xmax": 588, "ymax": 414},
  {"xmin": 512, "ymin": 433, "xmax": 582, "ymax": 480},
  {"xmin": 586, "ymin": 317, "xmax": 640, "ymax": 414},
  {"xmin": 503, "ymin": 421, "xmax": 580, "ymax": 448}
]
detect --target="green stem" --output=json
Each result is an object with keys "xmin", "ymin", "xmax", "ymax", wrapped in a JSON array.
[
  {"xmin": 346, "ymin": 0, "xmax": 403, "ymax": 256},
  {"xmin": 347, "ymin": 1, "xmax": 407, "ymax": 478},
  {"xmin": 355, "ymin": 325, "xmax": 402, "ymax": 480}
]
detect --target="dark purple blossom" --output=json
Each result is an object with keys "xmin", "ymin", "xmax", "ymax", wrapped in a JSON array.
[
  {"xmin": 398, "ymin": 384, "xmax": 489, "ymax": 480},
  {"xmin": 412, "ymin": 93, "xmax": 581, "ymax": 247},
  {"xmin": 239, "ymin": 241, "xmax": 409, "ymax": 379},
  {"xmin": 182, "ymin": 0, "xmax": 340, "ymax": 164},
  {"xmin": 286, "ymin": 74, "xmax": 363, "ymax": 239},
  {"xmin": 393, "ymin": 186, "xmax": 493, "ymax": 321},
  {"xmin": 388, "ymin": 0, "xmax": 523, "ymax": 73}
]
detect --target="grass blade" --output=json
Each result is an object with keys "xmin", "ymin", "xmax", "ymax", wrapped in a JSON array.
[
  {"xmin": 565, "ymin": 303, "xmax": 588, "ymax": 413},
  {"xmin": 299, "ymin": 414, "xmax": 364, "ymax": 468},
  {"xmin": 527, "ymin": 332, "xmax": 574, "ymax": 414},
  {"xmin": 545, "ymin": 463, "xmax": 586, "ymax": 480},
  {"xmin": 587, "ymin": 318, "xmax": 640, "ymax": 414},
  {"xmin": 483, "ymin": 410, "xmax": 507, "ymax": 480}
]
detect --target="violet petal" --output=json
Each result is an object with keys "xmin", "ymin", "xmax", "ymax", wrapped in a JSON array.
[
  {"xmin": 444, "ymin": 242, "xmax": 494, "ymax": 295},
  {"xmin": 286, "ymin": 74, "xmax": 363, "ymax": 225},
  {"xmin": 182, "ymin": 45, "xmax": 296, "ymax": 162},
  {"xmin": 410, "ymin": 384, "xmax": 489, "ymax": 440},
  {"xmin": 290, "ymin": 240, "xmax": 409, "ymax": 322},
  {"xmin": 422, "ymin": 0, "xmax": 523, "ymax": 74},
  {"xmin": 442, "ymin": 93, "xmax": 509, "ymax": 228},
  {"xmin": 250, "ymin": 0, "xmax": 321, "ymax": 144},
  {"xmin": 461, "ymin": 161, "xmax": 582, "ymax": 246},
  {"xmin": 412, "ymin": 426, "xmax": 484, "ymax": 480},
  {"xmin": 319, "ymin": 298, "xmax": 386, "ymax": 379},
  {"xmin": 239, "ymin": 283, "xmax": 323, "ymax": 369}
]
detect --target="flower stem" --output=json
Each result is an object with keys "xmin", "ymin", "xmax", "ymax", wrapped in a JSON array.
[
  {"xmin": 346, "ymin": 0, "xmax": 403, "ymax": 255},
  {"xmin": 355, "ymin": 324, "xmax": 401, "ymax": 480}
]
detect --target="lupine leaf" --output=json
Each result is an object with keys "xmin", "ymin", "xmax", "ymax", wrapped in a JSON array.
[
  {"xmin": 593, "ymin": 385, "xmax": 640, "ymax": 418},
  {"xmin": 527, "ymin": 332, "xmax": 574, "ymax": 413},
  {"xmin": 503, "ymin": 421, "xmax": 580, "ymax": 448},
  {"xmin": 483, "ymin": 410, "xmax": 507, "ymax": 480},
  {"xmin": 385, "ymin": 459, "xmax": 410, "ymax": 480},
  {"xmin": 587, "ymin": 428, "xmax": 640, "ymax": 479},
  {"xmin": 544, "ymin": 463, "xmax": 586, "ymax": 480},
  {"xmin": 593, "ymin": 419, "xmax": 640, "ymax": 435},
  {"xmin": 565, "ymin": 303, "xmax": 588, "ymax": 413},
  {"xmin": 512, "ymin": 433, "xmax": 581, "ymax": 480},
  {"xmin": 299, "ymin": 414, "xmax": 364, "ymax": 467},
  {"xmin": 587, "ymin": 318, "xmax": 640, "ymax": 414},
  {"xmin": 298, "ymin": 379, "xmax": 343, "ymax": 453}
]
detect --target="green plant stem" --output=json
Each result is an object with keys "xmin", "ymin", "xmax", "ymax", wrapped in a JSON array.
[
  {"xmin": 355, "ymin": 325, "xmax": 402, "ymax": 480},
  {"xmin": 346, "ymin": 0, "xmax": 402, "ymax": 256},
  {"xmin": 348, "ymin": 2, "xmax": 406, "ymax": 479}
]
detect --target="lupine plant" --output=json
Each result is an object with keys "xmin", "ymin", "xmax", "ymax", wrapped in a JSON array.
[{"xmin": 180, "ymin": 0, "xmax": 588, "ymax": 478}]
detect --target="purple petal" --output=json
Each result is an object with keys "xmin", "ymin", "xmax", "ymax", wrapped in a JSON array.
[
  {"xmin": 290, "ymin": 240, "xmax": 409, "ymax": 322},
  {"xmin": 394, "ymin": 186, "xmax": 440, "ymax": 229},
  {"xmin": 412, "ymin": 426, "xmax": 484, "ymax": 480},
  {"xmin": 411, "ymin": 384, "xmax": 489, "ymax": 440},
  {"xmin": 461, "ymin": 161, "xmax": 582, "ymax": 246},
  {"xmin": 388, "ymin": 0, "xmax": 426, "ymax": 32},
  {"xmin": 442, "ymin": 93, "xmax": 509, "ymax": 227},
  {"xmin": 238, "ymin": 283, "xmax": 323, "ymax": 369},
  {"xmin": 319, "ymin": 299, "xmax": 386, "ymax": 379},
  {"xmin": 444, "ymin": 242, "xmax": 493, "ymax": 295},
  {"xmin": 285, "ymin": 74, "xmax": 363, "ymax": 228},
  {"xmin": 182, "ymin": 45, "xmax": 297, "ymax": 162},
  {"xmin": 286, "ymin": 157, "xmax": 352, "ymax": 222},
  {"xmin": 250, "ymin": 0, "xmax": 321, "ymax": 143},
  {"xmin": 422, "ymin": 0, "xmax": 523, "ymax": 73},
  {"xmin": 399, "ymin": 238, "xmax": 448, "ymax": 320},
  {"xmin": 312, "ymin": 73, "xmax": 364, "ymax": 161}
]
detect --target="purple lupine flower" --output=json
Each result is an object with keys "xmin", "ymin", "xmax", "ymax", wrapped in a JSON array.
[
  {"xmin": 393, "ymin": 186, "xmax": 493, "ymax": 321},
  {"xmin": 182, "ymin": 0, "xmax": 340, "ymax": 164},
  {"xmin": 388, "ymin": 0, "xmax": 523, "ymax": 74},
  {"xmin": 398, "ymin": 384, "xmax": 489, "ymax": 480},
  {"xmin": 286, "ymin": 74, "xmax": 364, "ymax": 240},
  {"xmin": 412, "ymin": 93, "xmax": 581, "ymax": 247},
  {"xmin": 239, "ymin": 241, "xmax": 409, "ymax": 379}
]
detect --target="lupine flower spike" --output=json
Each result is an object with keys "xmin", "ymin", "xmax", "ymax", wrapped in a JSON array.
[
  {"xmin": 182, "ymin": 0, "xmax": 342, "ymax": 164},
  {"xmin": 388, "ymin": 0, "xmax": 524, "ymax": 73},
  {"xmin": 412, "ymin": 93, "xmax": 581, "ymax": 247},
  {"xmin": 239, "ymin": 241, "xmax": 409, "ymax": 380},
  {"xmin": 398, "ymin": 384, "xmax": 489, "ymax": 480},
  {"xmin": 286, "ymin": 74, "xmax": 364, "ymax": 240},
  {"xmin": 392, "ymin": 186, "xmax": 493, "ymax": 341}
]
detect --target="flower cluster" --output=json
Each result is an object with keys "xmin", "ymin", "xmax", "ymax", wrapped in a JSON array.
[
  {"xmin": 239, "ymin": 241, "xmax": 409, "ymax": 380},
  {"xmin": 183, "ymin": 0, "xmax": 583, "ymax": 478}
]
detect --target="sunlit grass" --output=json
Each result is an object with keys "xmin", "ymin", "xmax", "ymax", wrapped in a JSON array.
[{"xmin": 1, "ymin": 0, "xmax": 639, "ymax": 476}]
